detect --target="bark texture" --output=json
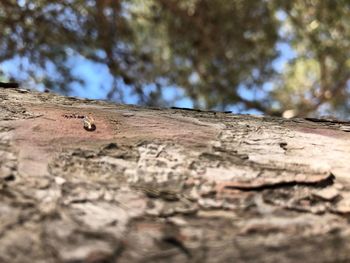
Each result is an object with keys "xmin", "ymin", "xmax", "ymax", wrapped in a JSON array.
[{"xmin": 1, "ymin": 88, "xmax": 350, "ymax": 262}]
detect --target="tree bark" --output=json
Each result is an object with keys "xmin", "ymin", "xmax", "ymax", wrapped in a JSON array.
[{"xmin": 1, "ymin": 87, "xmax": 350, "ymax": 262}]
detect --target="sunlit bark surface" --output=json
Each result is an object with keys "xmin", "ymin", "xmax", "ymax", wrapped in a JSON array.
[{"xmin": 1, "ymin": 88, "xmax": 350, "ymax": 262}]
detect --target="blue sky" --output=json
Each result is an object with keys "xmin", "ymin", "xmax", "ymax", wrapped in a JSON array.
[
  {"xmin": 0, "ymin": 41, "xmax": 295, "ymax": 113},
  {"xmin": 67, "ymin": 54, "xmax": 195, "ymax": 108},
  {"xmin": 72, "ymin": 41, "xmax": 295, "ymax": 105},
  {"xmin": 0, "ymin": 7, "xmax": 298, "ymax": 114}
]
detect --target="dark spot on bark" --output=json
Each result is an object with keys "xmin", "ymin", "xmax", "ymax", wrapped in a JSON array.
[
  {"xmin": 162, "ymin": 236, "xmax": 191, "ymax": 258},
  {"xmin": 279, "ymin": 142, "xmax": 288, "ymax": 151},
  {"xmin": 103, "ymin": 143, "xmax": 118, "ymax": 150},
  {"xmin": 4, "ymin": 174, "xmax": 15, "ymax": 181}
]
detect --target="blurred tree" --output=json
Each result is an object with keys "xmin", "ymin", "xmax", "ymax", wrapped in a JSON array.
[
  {"xmin": 0, "ymin": 0, "xmax": 349, "ymax": 117},
  {"xmin": 130, "ymin": 0, "xmax": 279, "ymax": 110},
  {"xmin": 0, "ymin": 0, "xmax": 136, "ymax": 95},
  {"xmin": 272, "ymin": 0, "xmax": 350, "ymax": 117}
]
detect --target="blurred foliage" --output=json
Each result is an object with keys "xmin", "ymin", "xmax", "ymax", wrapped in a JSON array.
[
  {"xmin": 272, "ymin": 0, "xmax": 350, "ymax": 117},
  {"xmin": 0, "ymin": 0, "xmax": 349, "ymax": 117}
]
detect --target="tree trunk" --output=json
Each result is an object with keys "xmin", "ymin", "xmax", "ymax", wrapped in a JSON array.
[{"xmin": 1, "ymin": 87, "xmax": 350, "ymax": 262}]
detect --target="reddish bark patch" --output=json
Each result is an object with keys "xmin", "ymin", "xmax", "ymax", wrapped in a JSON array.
[
  {"xmin": 294, "ymin": 126, "xmax": 349, "ymax": 139},
  {"xmin": 114, "ymin": 113, "xmax": 219, "ymax": 147},
  {"xmin": 11, "ymin": 104, "xmax": 219, "ymax": 177}
]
